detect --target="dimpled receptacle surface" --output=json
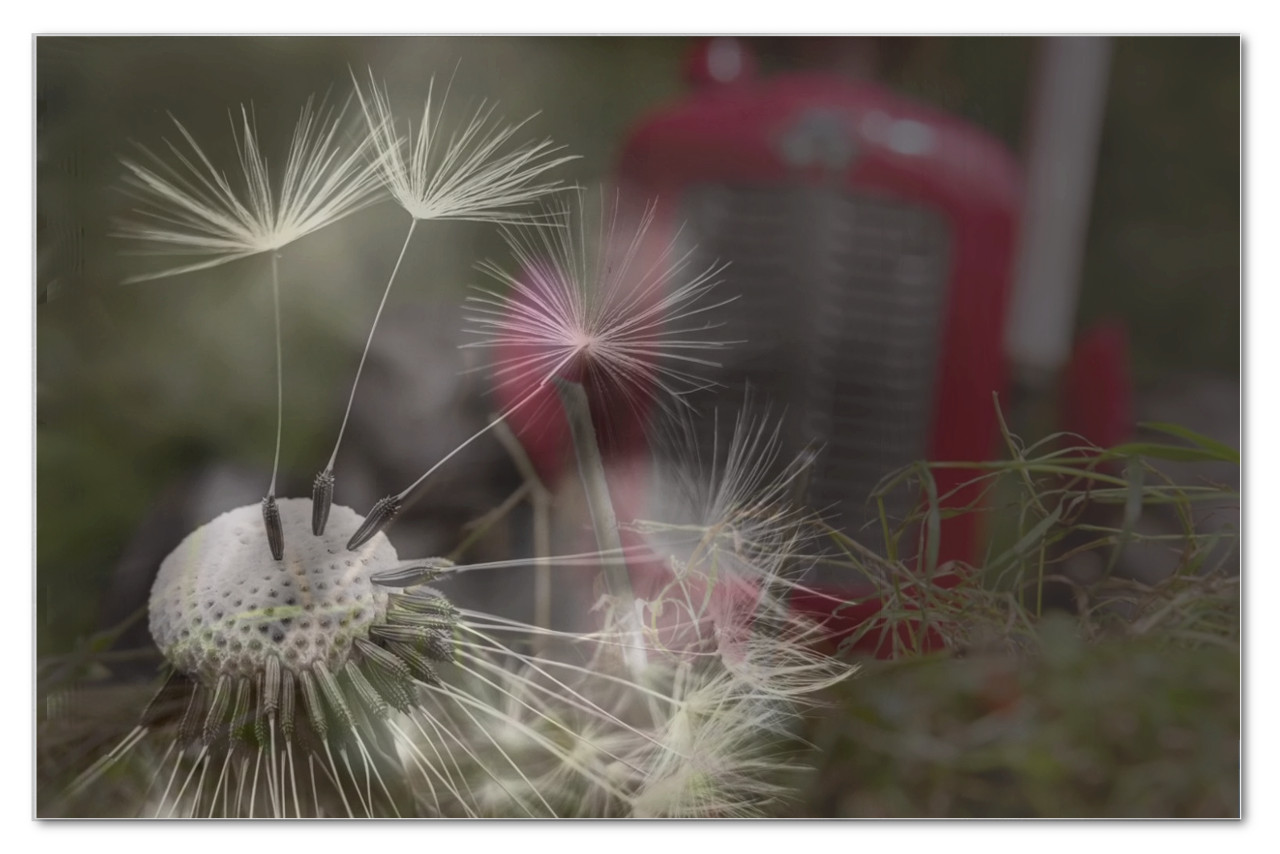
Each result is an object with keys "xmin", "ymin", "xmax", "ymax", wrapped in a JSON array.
[{"xmin": 149, "ymin": 499, "xmax": 395, "ymax": 684}]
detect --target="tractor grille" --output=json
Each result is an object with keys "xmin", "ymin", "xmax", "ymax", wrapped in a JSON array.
[{"xmin": 679, "ymin": 184, "xmax": 951, "ymax": 576}]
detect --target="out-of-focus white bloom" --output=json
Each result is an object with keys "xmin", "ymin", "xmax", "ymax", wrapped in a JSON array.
[
  {"xmin": 624, "ymin": 404, "xmax": 856, "ymax": 701},
  {"xmin": 629, "ymin": 666, "xmax": 798, "ymax": 818}
]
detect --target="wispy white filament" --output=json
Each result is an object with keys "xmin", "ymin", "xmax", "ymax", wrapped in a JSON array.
[
  {"xmin": 116, "ymin": 96, "xmax": 384, "ymax": 282},
  {"xmin": 465, "ymin": 192, "xmax": 736, "ymax": 417},
  {"xmin": 623, "ymin": 402, "xmax": 855, "ymax": 700},
  {"xmin": 115, "ymin": 94, "xmax": 388, "ymax": 552},
  {"xmin": 352, "ymin": 68, "xmax": 578, "ymax": 224},
  {"xmin": 320, "ymin": 70, "xmax": 579, "ymax": 487}
]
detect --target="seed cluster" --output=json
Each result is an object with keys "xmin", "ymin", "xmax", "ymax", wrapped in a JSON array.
[{"xmin": 149, "ymin": 499, "xmax": 394, "ymax": 684}]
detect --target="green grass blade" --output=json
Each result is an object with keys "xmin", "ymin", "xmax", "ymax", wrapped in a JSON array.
[
  {"xmin": 1105, "ymin": 442, "xmax": 1235, "ymax": 463},
  {"xmin": 1138, "ymin": 421, "xmax": 1239, "ymax": 464},
  {"xmin": 1105, "ymin": 459, "xmax": 1146, "ymax": 575}
]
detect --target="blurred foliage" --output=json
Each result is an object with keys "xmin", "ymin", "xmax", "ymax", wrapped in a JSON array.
[
  {"xmin": 797, "ymin": 625, "xmax": 1238, "ymax": 817},
  {"xmin": 787, "ymin": 414, "xmax": 1239, "ymax": 817}
]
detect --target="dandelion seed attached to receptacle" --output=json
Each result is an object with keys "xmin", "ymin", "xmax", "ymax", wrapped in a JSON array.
[
  {"xmin": 346, "ymin": 494, "xmax": 402, "ymax": 551},
  {"xmin": 261, "ymin": 495, "xmax": 284, "ymax": 561},
  {"xmin": 116, "ymin": 97, "xmax": 384, "ymax": 559},
  {"xmin": 310, "ymin": 470, "xmax": 334, "ymax": 536},
  {"xmin": 348, "ymin": 192, "xmax": 733, "ymax": 547},
  {"xmin": 369, "ymin": 558, "xmax": 454, "ymax": 588},
  {"xmin": 313, "ymin": 69, "xmax": 578, "ymax": 535}
]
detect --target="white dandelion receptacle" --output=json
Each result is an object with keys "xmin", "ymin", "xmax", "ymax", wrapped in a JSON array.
[
  {"xmin": 139, "ymin": 500, "xmax": 468, "ymax": 817},
  {"xmin": 149, "ymin": 500, "xmax": 396, "ymax": 683}
]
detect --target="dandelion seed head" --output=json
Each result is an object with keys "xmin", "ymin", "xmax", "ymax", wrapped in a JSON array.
[{"xmin": 127, "ymin": 500, "xmax": 479, "ymax": 818}]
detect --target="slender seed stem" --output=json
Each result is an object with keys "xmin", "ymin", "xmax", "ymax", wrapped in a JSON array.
[
  {"xmin": 347, "ymin": 365, "xmax": 571, "ymax": 550},
  {"xmin": 269, "ymin": 253, "xmax": 283, "ymax": 496},
  {"xmin": 348, "ymin": 341, "xmax": 587, "ymax": 549},
  {"xmin": 326, "ymin": 218, "xmax": 419, "ymax": 472},
  {"xmin": 262, "ymin": 253, "xmax": 286, "ymax": 561},
  {"xmin": 396, "ymin": 379, "xmax": 551, "ymax": 503},
  {"xmin": 491, "ymin": 420, "xmax": 554, "ymax": 648}
]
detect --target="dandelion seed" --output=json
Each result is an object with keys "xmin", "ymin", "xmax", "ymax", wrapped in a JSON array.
[
  {"xmin": 370, "ymin": 558, "xmax": 455, "ymax": 589},
  {"xmin": 467, "ymin": 192, "xmax": 734, "ymax": 439},
  {"xmin": 352, "ymin": 68, "xmax": 577, "ymax": 225},
  {"xmin": 311, "ymin": 470, "xmax": 335, "ymax": 536},
  {"xmin": 116, "ymin": 96, "xmax": 385, "ymax": 557},
  {"xmin": 261, "ymin": 495, "xmax": 284, "ymax": 561},
  {"xmin": 116, "ymin": 97, "xmax": 383, "ymax": 282},
  {"xmin": 347, "ymin": 191, "xmax": 730, "ymax": 548},
  {"xmin": 628, "ymin": 666, "xmax": 798, "ymax": 818},
  {"xmin": 345, "ymin": 494, "xmax": 402, "ymax": 551},
  {"xmin": 623, "ymin": 402, "xmax": 854, "ymax": 700},
  {"xmin": 312, "ymin": 69, "xmax": 579, "ymax": 534}
]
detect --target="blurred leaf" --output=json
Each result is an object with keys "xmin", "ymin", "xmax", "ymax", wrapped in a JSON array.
[
  {"xmin": 1139, "ymin": 421, "xmax": 1240, "ymax": 464},
  {"xmin": 1104, "ymin": 442, "xmax": 1234, "ymax": 463},
  {"xmin": 987, "ymin": 503, "xmax": 1064, "ymax": 576},
  {"xmin": 921, "ymin": 464, "xmax": 941, "ymax": 578},
  {"xmin": 1105, "ymin": 459, "xmax": 1146, "ymax": 574}
]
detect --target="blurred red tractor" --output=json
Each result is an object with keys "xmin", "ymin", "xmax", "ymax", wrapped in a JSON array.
[
  {"xmin": 612, "ymin": 38, "xmax": 1022, "ymax": 652},
  {"xmin": 497, "ymin": 38, "xmax": 1128, "ymax": 657}
]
